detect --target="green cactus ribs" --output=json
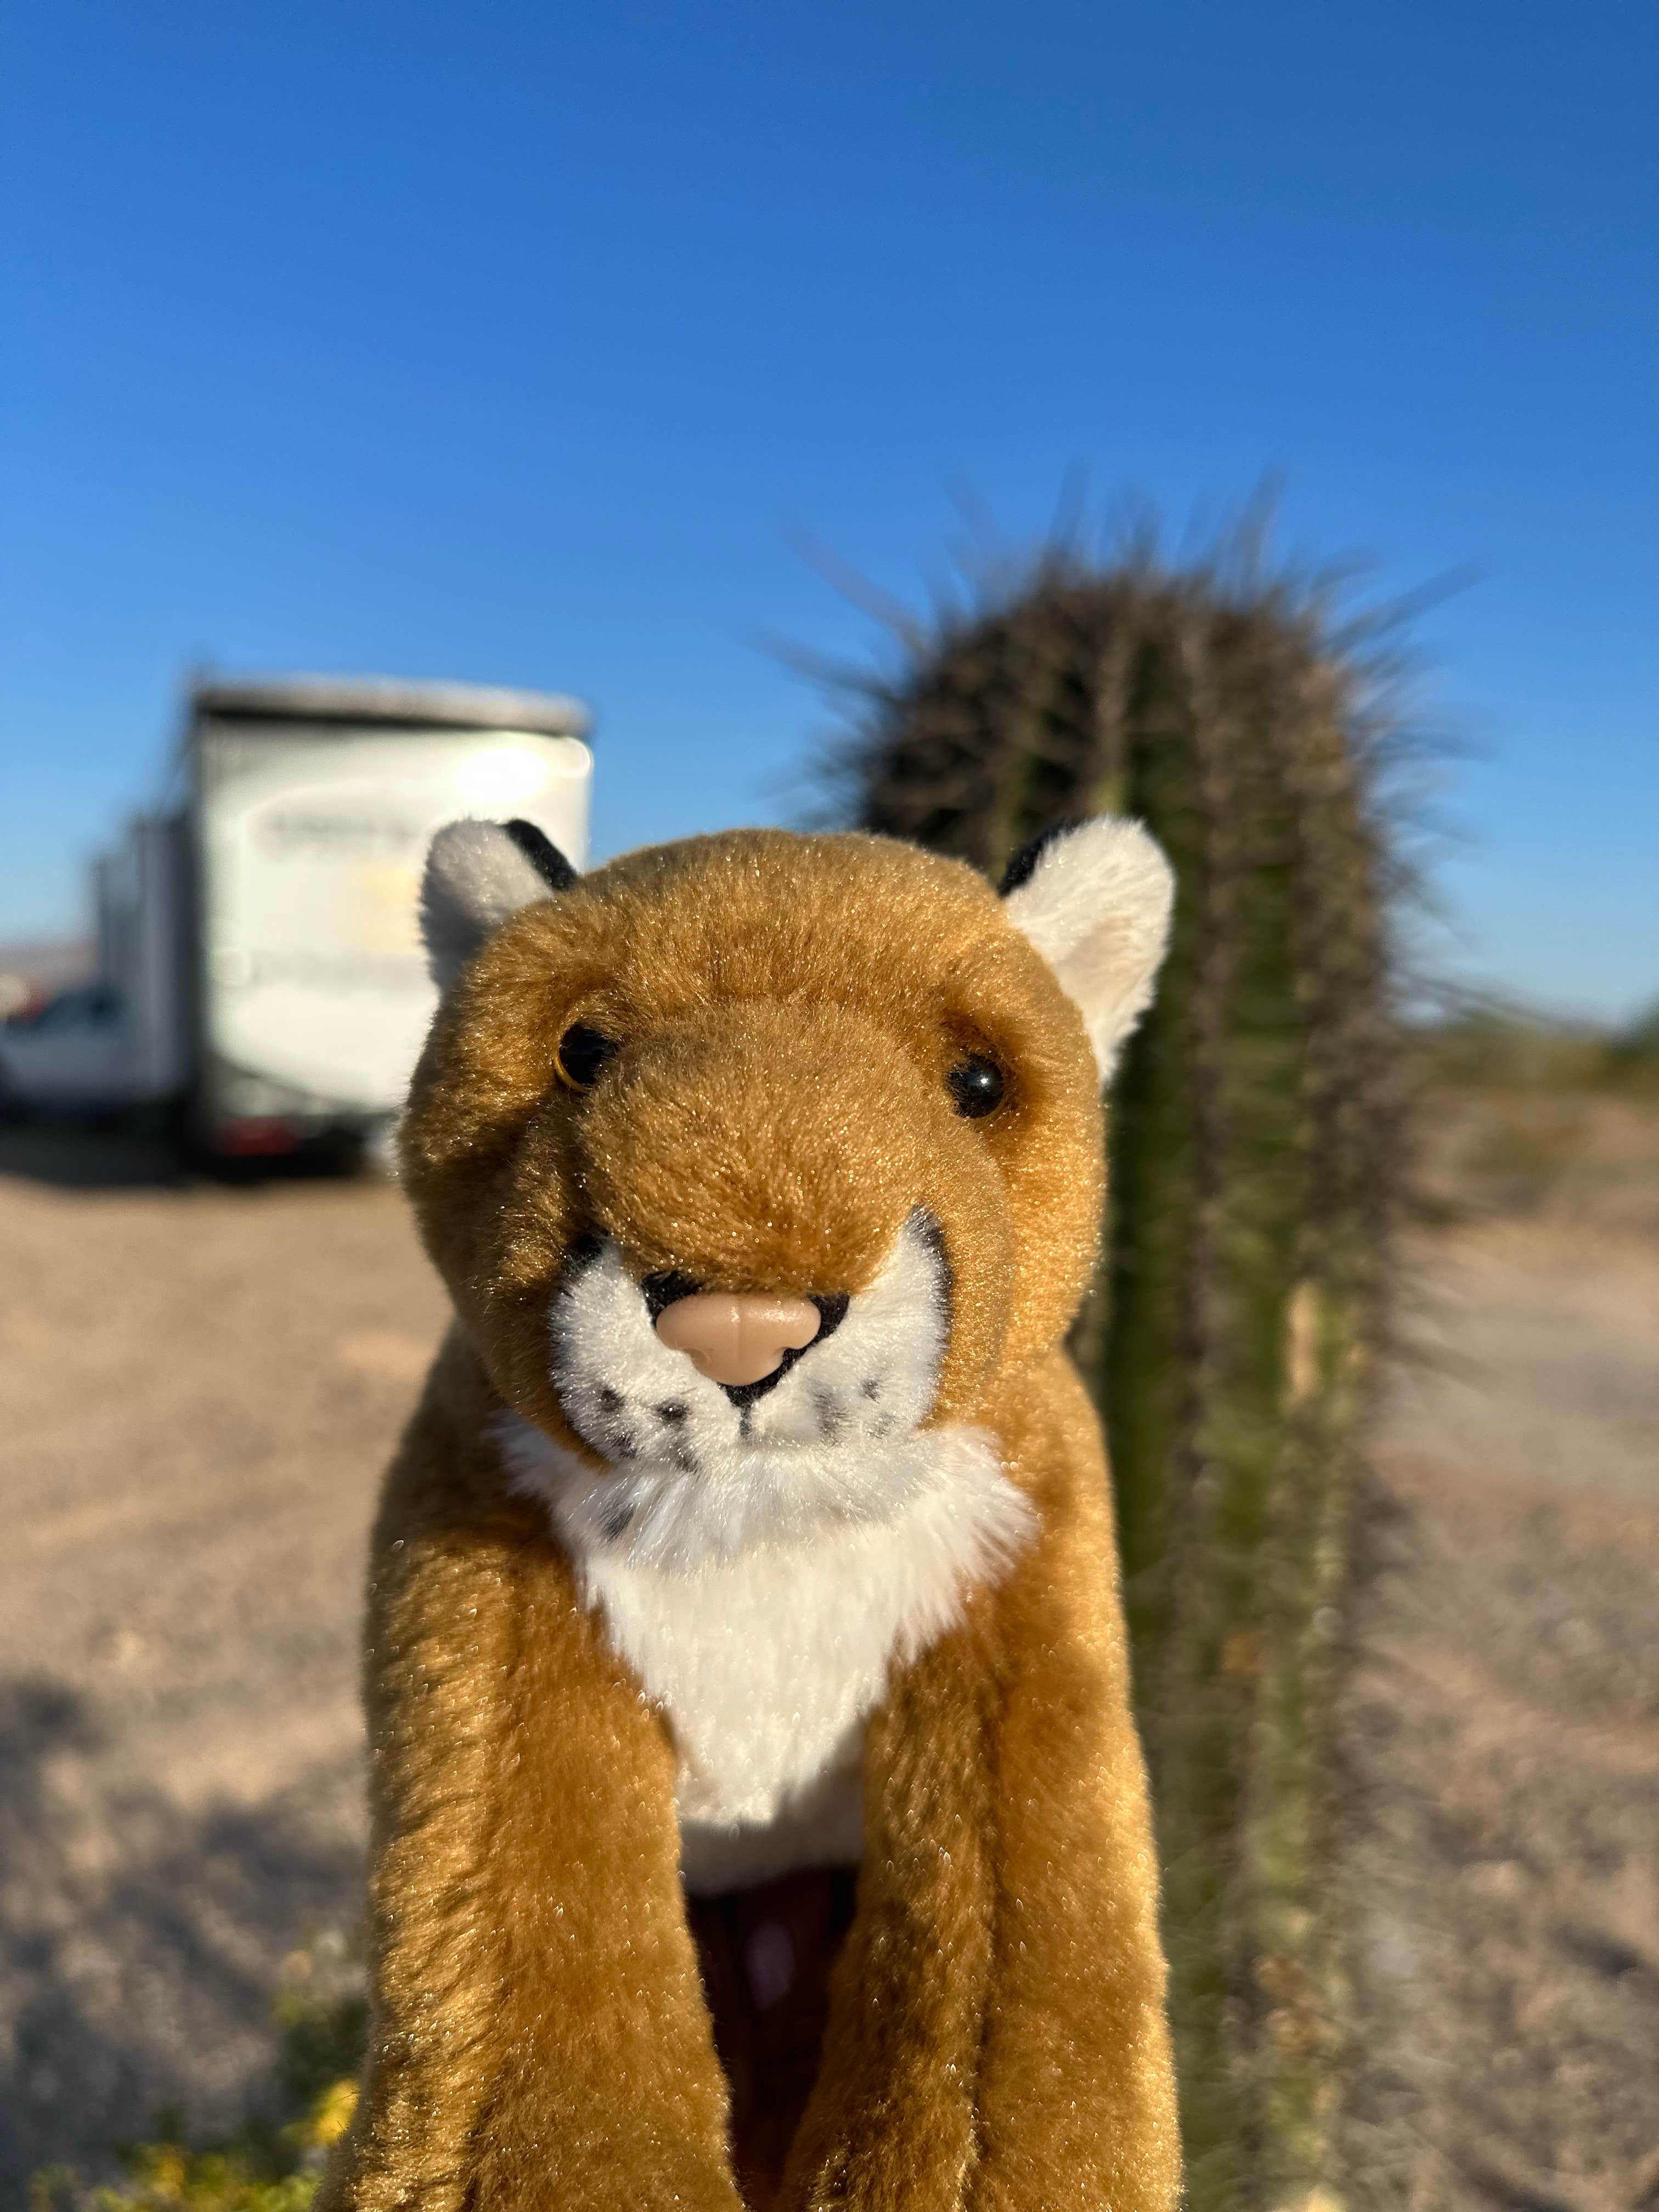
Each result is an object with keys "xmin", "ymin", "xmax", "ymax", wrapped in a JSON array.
[{"xmin": 832, "ymin": 528, "xmax": 1407, "ymax": 2212}]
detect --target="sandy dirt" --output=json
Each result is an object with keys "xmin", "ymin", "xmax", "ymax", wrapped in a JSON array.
[
  {"xmin": 1, "ymin": 1104, "xmax": 1655, "ymax": 2203},
  {"xmin": 0, "ymin": 1128, "xmax": 445, "ymax": 2197},
  {"xmin": 1338, "ymin": 1098, "xmax": 1659, "ymax": 2211}
]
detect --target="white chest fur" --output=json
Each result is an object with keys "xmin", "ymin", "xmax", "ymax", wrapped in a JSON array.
[{"xmin": 498, "ymin": 1416, "xmax": 1033, "ymax": 1894}]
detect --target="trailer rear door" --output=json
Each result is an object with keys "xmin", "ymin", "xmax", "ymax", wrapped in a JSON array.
[{"xmin": 195, "ymin": 722, "xmax": 590, "ymax": 1128}]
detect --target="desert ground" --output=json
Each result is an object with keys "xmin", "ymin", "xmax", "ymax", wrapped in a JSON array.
[
  {"xmin": 1338, "ymin": 1094, "xmax": 1659, "ymax": 2212},
  {"xmin": 1, "ymin": 1096, "xmax": 1655, "ymax": 2204}
]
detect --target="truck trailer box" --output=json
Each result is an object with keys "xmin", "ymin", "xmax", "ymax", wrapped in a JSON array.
[{"xmin": 187, "ymin": 675, "xmax": 591, "ymax": 1155}]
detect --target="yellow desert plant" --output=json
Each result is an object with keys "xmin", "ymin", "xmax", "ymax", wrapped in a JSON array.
[{"xmin": 30, "ymin": 1943, "xmax": 365, "ymax": 2212}]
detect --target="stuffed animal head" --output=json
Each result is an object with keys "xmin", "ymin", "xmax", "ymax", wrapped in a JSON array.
[{"xmin": 400, "ymin": 821, "xmax": 1171, "ymax": 1557}]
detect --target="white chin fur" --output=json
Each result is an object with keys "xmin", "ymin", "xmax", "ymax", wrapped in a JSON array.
[
  {"xmin": 499, "ymin": 1403, "xmax": 1034, "ymax": 1889},
  {"xmin": 495, "ymin": 1213, "xmax": 1037, "ymax": 1889},
  {"xmin": 514, "ymin": 1214, "xmax": 952, "ymax": 1570}
]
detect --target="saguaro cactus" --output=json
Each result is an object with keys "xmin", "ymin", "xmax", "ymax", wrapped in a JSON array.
[{"xmin": 832, "ymin": 540, "xmax": 1404, "ymax": 2209}]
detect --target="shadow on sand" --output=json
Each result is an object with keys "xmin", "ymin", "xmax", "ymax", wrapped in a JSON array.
[
  {"xmin": 0, "ymin": 1673, "xmax": 363, "ymax": 2198},
  {"xmin": 0, "ymin": 1120, "xmax": 373, "ymax": 1194},
  {"xmin": 0, "ymin": 1122, "xmax": 190, "ymax": 1191}
]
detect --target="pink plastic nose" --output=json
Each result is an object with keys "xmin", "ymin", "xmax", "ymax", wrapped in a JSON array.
[{"xmin": 654, "ymin": 1291, "xmax": 821, "ymax": 1388}]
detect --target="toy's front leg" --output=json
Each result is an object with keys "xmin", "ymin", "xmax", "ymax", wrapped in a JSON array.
[
  {"xmin": 320, "ymin": 1382, "xmax": 743, "ymax": 2212},
  {"xmin": 778, "ymin": 1620, "xmax": 1002, "ymax": 2211},
  {"xmin": 784, "ymin": 1378, "xmax": 1181, "ymax": 2212}
]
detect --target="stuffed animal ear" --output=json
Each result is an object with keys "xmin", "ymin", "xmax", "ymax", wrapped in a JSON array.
[
  {"xmin": 1000, "ymin": 817, "xmax": 1175, "ymax": 1080},
  {"xmin": 420, "ymin": 817, "xmax": 578, "ymax": 991}
]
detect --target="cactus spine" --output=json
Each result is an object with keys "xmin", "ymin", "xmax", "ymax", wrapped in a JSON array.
[{"xmin": 835, "ymin": 543, "xmax": 1402, "ymax": 2209}]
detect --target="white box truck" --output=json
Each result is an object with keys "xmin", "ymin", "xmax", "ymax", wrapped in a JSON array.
[{"xmin": 0, "ymin": 675, "xmax": 592, "ymax": 1159}]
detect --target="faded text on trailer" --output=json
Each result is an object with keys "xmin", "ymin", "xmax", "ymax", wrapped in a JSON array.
[{"xmin": 13, "ymin": 675, "xmax": 594, "ymax": 1159}]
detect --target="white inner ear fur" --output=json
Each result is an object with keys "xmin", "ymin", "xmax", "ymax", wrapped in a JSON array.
[
  {"xmin": 420, "ymin": 819, "xmax": 559, "ymax": 992},
  {"xmin": 1002, "ymin": 817, "xmax": 1175, "ymax": 1080}
]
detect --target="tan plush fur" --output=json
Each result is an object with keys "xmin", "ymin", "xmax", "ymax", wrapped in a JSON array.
[{"xmin": 320, "ymin": 828, "xmax": 1180, "ymax": 2211}]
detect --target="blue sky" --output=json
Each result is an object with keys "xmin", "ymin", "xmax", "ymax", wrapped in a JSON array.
[{"xmin": 3, "ymin": 1, "xmax": 1654, "ymax": 1019}]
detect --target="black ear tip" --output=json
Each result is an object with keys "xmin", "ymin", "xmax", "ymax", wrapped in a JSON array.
[
  {"xmin": 504, "ymin": 818, "xmax": 578, "ymax": 892},
  {"xmin": 998, "ymin": 821, "xmax": 1073, "ymax": 896}
]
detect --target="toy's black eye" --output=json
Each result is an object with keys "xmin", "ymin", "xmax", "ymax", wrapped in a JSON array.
[
  {"xmin": 555, "ymin": 1023, "xmax": 619, "ymax": 1090},
  {"xmin": 947, "ymin": 1054, "xmax": 1006, "ymax": 1119}
]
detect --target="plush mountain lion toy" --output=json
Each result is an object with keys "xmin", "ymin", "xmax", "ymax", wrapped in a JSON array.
[{"xmin": 320, "ymin": 817, "xmax": 1181, "ymax": 2212}]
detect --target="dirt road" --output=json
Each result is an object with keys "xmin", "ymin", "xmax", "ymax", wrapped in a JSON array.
[
  {"xmin": 1340, "ymin": 1216, "xmax": 1659, "ymax": 2211},
  {"xmin": 0, "ymin": 1129, "xmax": 444, "ymax": 2197},
  {"xmin": 1, "ymin": 1114, "xmax": 1655, "ymax": 2203}
]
